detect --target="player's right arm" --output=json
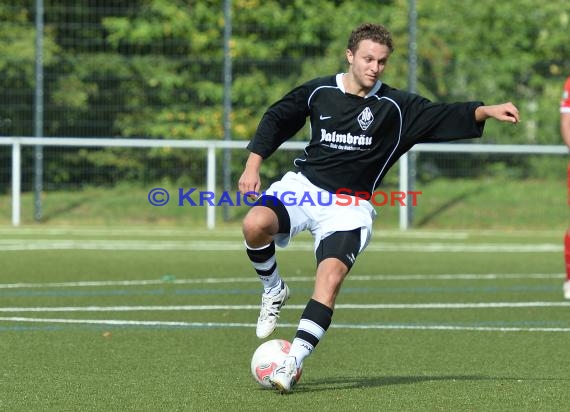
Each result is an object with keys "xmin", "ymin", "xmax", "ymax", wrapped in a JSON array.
[{"xmin": 239, "ymin": 79, "xmax": 320, "ymax": 197}]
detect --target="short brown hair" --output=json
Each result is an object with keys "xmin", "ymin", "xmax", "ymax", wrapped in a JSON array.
[{"xmin": 347, "ymin": 23, "xmax": 394, "ymax": 53}]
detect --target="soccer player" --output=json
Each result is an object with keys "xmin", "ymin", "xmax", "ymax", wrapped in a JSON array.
[
  {"xmin": 560, "ymin": 76, "xmax": 570, "ymax": 299},
  {"xmin": 239, "ymin": 23, "xmax": 520, "ymax": 394}
]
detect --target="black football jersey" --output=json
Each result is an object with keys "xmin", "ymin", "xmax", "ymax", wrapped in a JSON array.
[{"xmin": 247, "ymin": 74, "xmax": 484, "ymax": 194}]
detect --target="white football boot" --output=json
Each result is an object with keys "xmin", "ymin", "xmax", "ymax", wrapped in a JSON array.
[
  {"xmin": 256, "ymin": 282, "xmax": 290, "ymax": 339},
  {"xmin": 269, "ymin": 356, "xmax": 300, "ymax": 394},
  {"xmin": 564, "ymin": 280, "xmax": 570, "ymax": 299}
]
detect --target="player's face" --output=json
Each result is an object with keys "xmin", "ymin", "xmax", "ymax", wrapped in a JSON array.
[{"xmin": 346, "ymin": 39, "xmax": 391, "ymax": 91}]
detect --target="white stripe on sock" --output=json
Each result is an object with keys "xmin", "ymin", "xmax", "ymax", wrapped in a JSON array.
[
  {"xmin": 252, "ymin": 256, "xmax": 276, "ymax": 271},
  {"xmin": 298, "ymin": 318, "xmax": 325, "ymax": 339}
]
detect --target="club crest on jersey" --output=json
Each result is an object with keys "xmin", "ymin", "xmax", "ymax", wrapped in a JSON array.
[{"xmin": 357, "ymin": 107, "xmax": 374, "ymax": 130}]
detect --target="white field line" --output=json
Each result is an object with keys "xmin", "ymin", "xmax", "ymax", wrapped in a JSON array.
[
  {"xmin": 0, "ymin": 301, "xmax": 569, "ymax": 312},
  {"xmin": 0, "ymin": 317, "xmax": 568, "ymax": 333},
  {"xmin": 0, "ymin": 239, "xmax": 562, "ymax": 252},
  {"xmin": 0, "ymin": 226, "xmax": 561, "ymax": 238},
  {"xmin": 0, "ymin": 227, "xmax": 474, "ymax": 238},
  {"xmin": 0, "ymin": 273, "xmax": 563, "ymax": 289},
  {"xmin": 0, "ymin": 229, "xmax": 469, "ymax": 240}
]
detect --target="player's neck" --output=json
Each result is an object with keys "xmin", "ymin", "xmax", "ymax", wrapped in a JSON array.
[{"xmin": 342, "ymin": 73, "xmax": 370, "ymax": 97}]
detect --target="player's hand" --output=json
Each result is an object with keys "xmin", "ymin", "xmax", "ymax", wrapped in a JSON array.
[
  {"xmin": 475, "ymin": 102, "xmax": 520, "ymax": 124},
  {"xmin": 238, "ymin": 168, "xmax": 261, "ymax": 200},
  {"xmin": 239, "ymin": 153, "xmax": 264, "ymax": 200}
]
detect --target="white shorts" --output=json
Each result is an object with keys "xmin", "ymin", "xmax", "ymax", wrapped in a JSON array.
[{"xmin": 262, "ymin": 171, "xmax": 377, "ymax": 252}]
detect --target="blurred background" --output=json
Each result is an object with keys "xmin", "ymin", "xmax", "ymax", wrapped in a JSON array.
[{"xmin": 0, "ymin": 0, "xmax": 568, "ymax": 228}]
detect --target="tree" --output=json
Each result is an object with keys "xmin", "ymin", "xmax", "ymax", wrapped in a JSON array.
[{"xmin": 2, "ymin": 0, "xmax": 569, "ymax": 190}]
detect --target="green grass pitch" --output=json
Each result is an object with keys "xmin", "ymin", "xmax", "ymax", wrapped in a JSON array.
[{"xmin": 0, "ymin": 226, "xmax": 568, "ymax": 411}]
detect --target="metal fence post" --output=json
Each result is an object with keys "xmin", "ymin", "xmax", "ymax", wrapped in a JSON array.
[
  {"xmin": 207, "ymin": 144, "xmax": 216, "ymax": 229},
  {"xmin": 12, "ymin": 139, "xmax": 21, "ymax": 227}
]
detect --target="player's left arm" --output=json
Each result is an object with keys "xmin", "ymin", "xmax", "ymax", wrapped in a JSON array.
[{"xmin": 474, "ymin": 102, "xmax": 520, "ymax": 124}]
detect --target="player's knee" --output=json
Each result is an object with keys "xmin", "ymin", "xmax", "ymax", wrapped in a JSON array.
[
  {"xmin": 242, "ymin": 207, "xmax": 279, "ymax": 240},
  {"xmin": 319, "ymin": 259, "xmax": 349, "ymax": 284}
]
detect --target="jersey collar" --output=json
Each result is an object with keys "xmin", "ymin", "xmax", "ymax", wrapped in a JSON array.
[{"xmin": 336, "ymin": 73, "xmax": 382, "ymax": 98}]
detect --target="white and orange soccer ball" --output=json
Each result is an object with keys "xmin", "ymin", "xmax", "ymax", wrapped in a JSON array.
[{"xmin": 250, "ymin": 339, "xmax": 303, "ymax": 388}]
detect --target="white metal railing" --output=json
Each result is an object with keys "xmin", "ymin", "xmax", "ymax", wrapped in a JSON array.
[
  {"xmin": 0, "ymin": 137, "xmax": 567, "ymax": 229},
  {"xmin": 0, "ymin": 137, "xmax": 304, "ymax": 229}
]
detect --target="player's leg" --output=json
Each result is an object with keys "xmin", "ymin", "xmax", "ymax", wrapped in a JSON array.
[
  {"xmin": 290, "ymin": 229, "xmax": 360, "ymax": 363},
  {"xmin": 564, "ymin": 232, "xmax": 570, "ymax": 299},
  {"xmin": 243, "ymin": 196, "xmax": 292, "ymax": 338},
  {"xmin": 269, "ymin": 229, "xmax": 360, "ymax": 393},
  {"xmin": 563, "ymin": 163, "xmax": 570, "ymax": 299}
]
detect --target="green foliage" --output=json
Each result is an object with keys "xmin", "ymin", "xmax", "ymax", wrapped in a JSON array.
[
  {"xmin": 1, "ymin": 1, "xmax": 569, "ymax": 188},
  {"xmin": 0, "ymin": 4, "xmax": 59, "ymax": 137},
  {"xmin": 412, "ymin": 0, "xmax": 570, "ymax": 144}
]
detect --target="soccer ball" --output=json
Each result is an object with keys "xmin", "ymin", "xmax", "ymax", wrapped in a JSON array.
[{"xmin": 250, "ymin": 339, "xmax": 302, "ymax": 388}]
